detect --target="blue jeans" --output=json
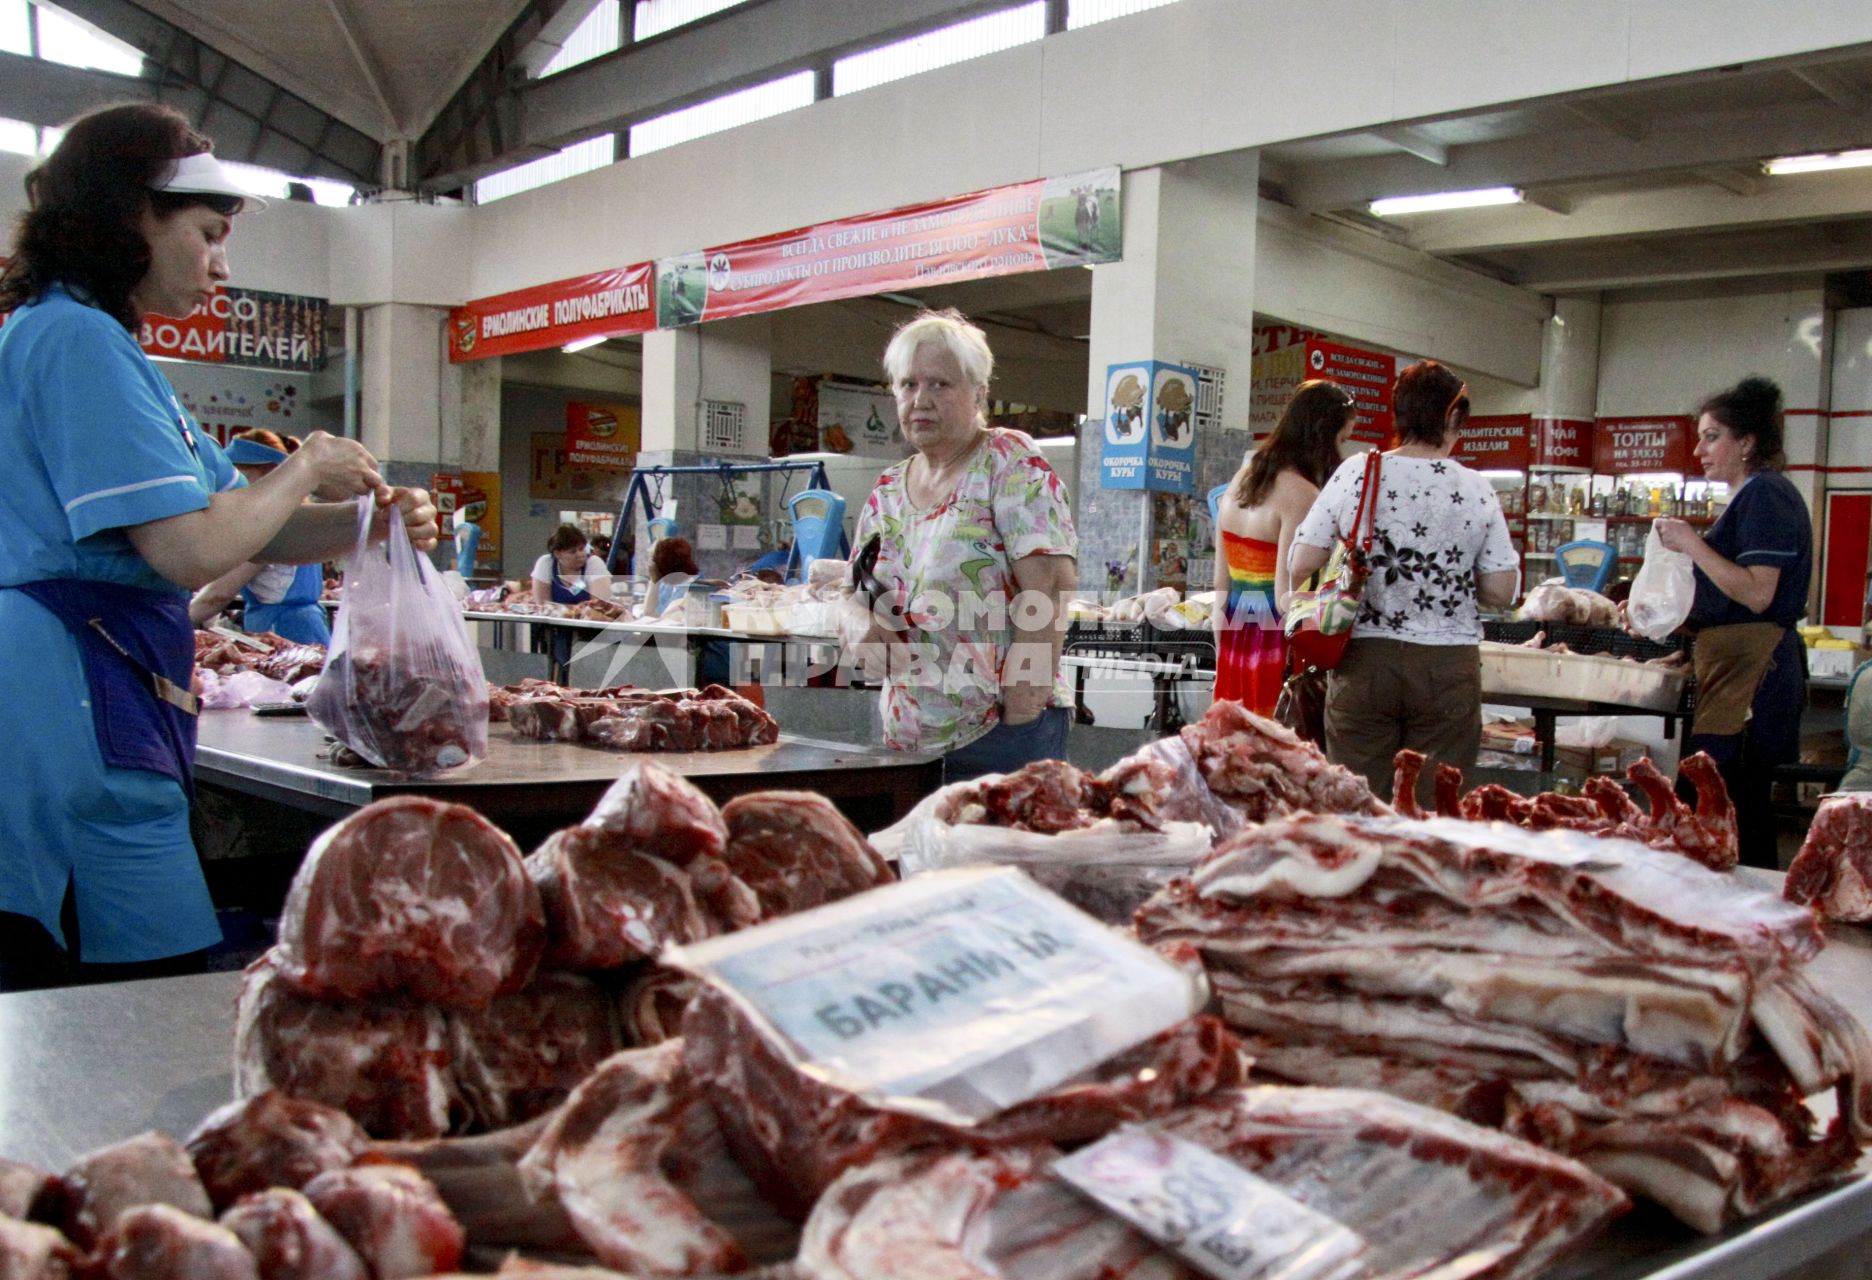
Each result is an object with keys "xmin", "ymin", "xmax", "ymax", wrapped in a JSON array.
[{"xmin": 942, "ymin": 707, "xmax": 1070, "ymax": 785}]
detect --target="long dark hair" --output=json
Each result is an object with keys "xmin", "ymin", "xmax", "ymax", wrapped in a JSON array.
[
  {"xmin": 0, "ymin": 102, "xmax": 241, "ymax": 332},
  {"xmin": 1234, "ymin": 380, "xmax": 1354, "ymax": 508},
  {"xmin": 1698, "ymin": 376, "xmax": 1784, "ymax": 472}
]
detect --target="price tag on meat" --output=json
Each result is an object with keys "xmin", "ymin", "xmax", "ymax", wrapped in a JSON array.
[
  {"xmin": 665, "ymin": 867, "xmax": 1204, "ymax": 1124},
  {"xmin": 1053, "ymin": 1126, "xmax": 1367, "ymax": 1280}
]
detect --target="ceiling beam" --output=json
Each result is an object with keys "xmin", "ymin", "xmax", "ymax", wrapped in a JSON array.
[
  {"xmin": 1371, "ymin": 125, "xmax": 1448, "ymax": 166},
  {"xmin": 1511, "ymin": 226, "xmax": 1872, "ymax": 292},
  {"xmin": 29, "ymin": 0, "xmax": 380, "ymax": 186},
  {"xmin": 1692, "ymin": 166, "xmax": 1761, "ymax": 197},
  {"xmin": 1790, "ymin": 65, "xmax": 1872, "ymax": 116},
  {"xmin": 1285, "ymin": 97, "xmax": 1872, "ymax": 213},
  {"xmin": 415, "ymin": 0, "xmax": 1014, "ymax": 191},
  {"xmin": 1557, "ymin": 98, "xmax": 1644, "ymax": 143}
]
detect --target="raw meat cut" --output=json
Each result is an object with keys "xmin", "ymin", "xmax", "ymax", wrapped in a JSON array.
[
  {"xmin": 370, "ymin": 1117, "xmax": 587, "ymax": 1257},
  {"xmin": 517, "ymin": 1042, "xmax": 796, "ymax": 1274},
  {"xmin": 618, "ymin": 967, "xmax": 700, "ymax": 1045},
  {"xmin": 1393, "ymin": 748, "xmax": 1740, "ymax": 870},
  {"xmin": 234, "ymin": 954, "xmax": 461, "ymax": 1140},
  {"xmin": 184, "ymin": 1091, "xmax": 369, "ymax": 1210},
  {"xmin": 526, "ymin": 827, "xmax": 721, "ymax": 971},
  {"xmin": 1152, "ymin": 1086, "xmax": 1628, "ymax": 1280},
  {"xmin": 1133, "ymin": 812, "xmax": 1866, "ymax": 1230},
  {"xmin": 308, "ymin": 637, "xmax": 487, "ymax": 775},
  {"xmin": 0, "ymin": 1213, "xmax": 80, "ymax": 1279},
  {"xmin": 681, "ymin": 983, "xmax": 1245, "ymax": 1220},
  {"xmin": 1180, "ymin": 701, "xmax": 1389, "ymax": 821},
  {"xmin": 93, "ymin": 1203, "xmax": 257, "ymax": 1280},
  {"xmin": 0, "ymin": 1156, "xmax": 59, "ymax": 1221},
  {"xmin": 584, "ymin": 763, "xmax": 729, "ymax": 868},
  {"xmin": 301, "ymin": 1160, "xmax": 465, "ymax": 1280},
  {"xmin": 505, "ymin": 684, "xmax": 778, "ymax": 753},
  {"xmin": 58, "ymin": 1132, "xmax": 212, "ymax": 1250},
  {"xmin": 719, "ymin": 792, "xmax": 893, "ymax": 919},
  {"xmin": 219, "ymin": 1188, "xmax": 369, "ymax": 1280},
  {"xmin": 274, "ymin": 796, "xmax": 545, "ymax": 1007},
  {"xmin": 447, "ymin": 973, "xmax": 623, "ymax": 1130},
  {"xmin": 1785, "ymin": 793, "xmax": 1872, "ymax": 921}
]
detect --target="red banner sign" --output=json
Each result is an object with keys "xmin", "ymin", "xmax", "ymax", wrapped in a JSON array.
[
  {"xmin": 565, "ymin": 401, "xmax": 639, "ymax": 471},
  {"xmin": 1534, "ymin": 416, "xmax": 1592, "ymax": 469},
  {"xmin": 1454, "ymin": 414, "xmax": 1532, "ymax": 469},
  {"xmin": 1304, "ymin": 338, "xmax": 1396, "ymax": 446},
  {"xmin": 658, "ymin": 166, "xmax": 1120, "ymax": 327},
  {"xmin": 1594, "ymin": 416, "xmax": 1700, "ymax": 475},
  {"xmin": 449, "ymin": 263, "xmax": 654, "ymax": 363}
]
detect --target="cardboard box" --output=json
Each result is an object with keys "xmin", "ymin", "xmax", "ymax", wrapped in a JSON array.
[
  {"xmin": 1807, "ymin": 646, "xmax": 1871, "ymax": 679},
  {"xmin": 1554, "ymin": 737, "xmax": 1646, "ymax": 779}
]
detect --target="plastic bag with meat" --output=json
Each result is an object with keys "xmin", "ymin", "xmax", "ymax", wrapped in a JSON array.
[{"xmin": 308, "ymin": 504, "xmax": 489, "ymax": 775}]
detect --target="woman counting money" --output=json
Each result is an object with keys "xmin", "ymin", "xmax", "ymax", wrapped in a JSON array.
[{"xmin": 0, "ymin": 104, "xmax": 437, "ymax": 989}]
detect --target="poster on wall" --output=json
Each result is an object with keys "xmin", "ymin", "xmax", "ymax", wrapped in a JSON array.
[
  {"xmin": 462, "ymin": 472, "xmax": 501, "ymax": 572},
  {"xmin": 449, "ymin": 264, "xmax": 654, "ymax": 362},
  {"xmin": 1248, "ymin": 343, "xmax": 1306, "ymax": 439},
  {"xmin": 1453, "ymin": 414, "xmax": 1532, "ymax": 470},
  {"xmin": 531, "ymin": 432, "xmax": 633, "ymax": 503},
  {"xmin": 162, "ymin": 362, "xmax": 329, "ymax": 446},
  {"xmin": 656, "ymin": 166, "xmax": 1121, "ymax": 328},
  {"xmin": 1535, "ymin": 416, "xmax": 1593, "ymax": 469},
  {"xmin": 140, "ymin": 286, "xmax": 327, "ymax": 372},
  {"xmin": 1594, "ymin": 416, "xmax": 1701, "ymax": 475},
  {"xmin": 1148, "ymin": 363, "xmax": 1198, "ymax": 494},
  {"xmin": 1304, "ymin": 339, "xmax": 1396, "ymax": 446},
  {"xmin": 1100, "ymin": 361, "xmax": 1150, "ymax": 489},
  {"xmin": 816, "ymin": 381, "xmax": 900, "ymax": 457},
  {"xmin": 565, "ymin": 401, "xmax": 640, "ymax": 471}
]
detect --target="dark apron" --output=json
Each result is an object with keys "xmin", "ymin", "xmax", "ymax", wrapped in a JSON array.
[
  {"xmin": 9, "ymin": 579, "xmax": 200, "ymax": 799},
  {"xmin": 549, "ymin": 574, "xmax": 592, "ymax": 605}
]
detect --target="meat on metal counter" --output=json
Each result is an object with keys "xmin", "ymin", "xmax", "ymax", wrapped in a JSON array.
[
  {"xmin": 1, "ymin": 940, "xmax": 1867, "ymax": 1280},
  {"xmin": 193, "ymin": 708, "xmax": 940, "ymax": 849}
]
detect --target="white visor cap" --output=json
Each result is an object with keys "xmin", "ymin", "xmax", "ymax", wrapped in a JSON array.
[{"xmin": 151, "ymin": 152, "xmax": 266, "ymax": 208}]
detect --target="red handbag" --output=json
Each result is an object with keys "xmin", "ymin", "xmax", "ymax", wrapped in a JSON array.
[{"xmin": 1284, "ymin": 449, "xmax": 1383, "ymax": 674}]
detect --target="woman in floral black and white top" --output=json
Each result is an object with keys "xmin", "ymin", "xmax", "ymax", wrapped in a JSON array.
[{"xmin": 1289, "ymin": 361, "xmax": 1519, "ymax": 807}]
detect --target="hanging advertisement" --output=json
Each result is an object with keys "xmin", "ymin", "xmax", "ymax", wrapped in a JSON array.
[
  {"xmin": 1535, "ymin": 416, "xmax": 1593, "ymax": 469},
  {"xmin": 449, "ymin": 263, "xmax": 654, "ymax": 362},
  {"xmin": 656, "ymin": 166, "xmax": 1121, "ymax": 328},
  {"xmin": 531, "ymin": 432, "xmax": 634, "ymax": 503},
  {"xmin": 1248, "ymin": 343, "xmax": 1307, "ymax": 440},
  {"xmin": 1453, "ymin": 414, "xmax": 1532, "ymax": 470},
  {"xmin": 1148, "ymin": 363, "xmax": 1198, "ymax": 493},
  {"xmin": 816, "ymin": 381, "xmax": 900, "ymax": 457},
  {"xmin": 565, "ymin": 401, "xmax": 640, "ymax": 471},
  {"xmin": 1100, "ymin": 361, "xmax": 1150, "ymax": 489},
  {"xmin": 1304, "ymin": 338, "xmax": 1396, "ymax": 446},
  {"xmin": 162, "ymin": 362, "xmax": 331, "ymax": 446},
  {"xmin": 1595, "ymin": 416, "xmax": 1701, "ymax": 475}
]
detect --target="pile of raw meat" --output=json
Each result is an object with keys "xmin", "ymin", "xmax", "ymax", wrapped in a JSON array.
[
  {"xmin": 496, "ymin": 681, "xmax": 779, "ymax": 753},
  {"xmin": 1394, "ymin": 747, "xmax": 1739, "ymax": 869},
  {"xmin": 1786, "ymin": 792, "xmax": 1872, "ymax": 921},
  {"xmin": 1180, "ymin": 699, "xmax": 1391, "ymax": 821},
  {"xmin": 1135, "ymin": 812, "xmax": 1872, "ymax": 1232},
  {"xmin": 193, "ymin": 629, "xmax": 326, "ymax": 685},
  {"xmin": 235, "ymin": 764, "xmax": 892, "ymax": 1140},
  {"xmin": 1519, "ymin": 580, "xmax": 1619, "ymax": 627}
]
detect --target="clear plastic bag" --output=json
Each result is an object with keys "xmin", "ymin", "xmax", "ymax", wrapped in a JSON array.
[
  {"xmin": 1627, "ymin": 527, "xmax": 1695, "ymax": 643},
  {"xmin": 200, "ymin": 668, "xmax": 295, "ymax": 710},
  {"xmin": 307, "ymin": 503, "xmax": 489, "ymax": 774}
]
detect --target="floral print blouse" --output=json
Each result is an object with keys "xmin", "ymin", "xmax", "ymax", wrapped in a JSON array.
[{"xmin": 854, "ymin": 428, "xmax": 1079, "ymax": 753}]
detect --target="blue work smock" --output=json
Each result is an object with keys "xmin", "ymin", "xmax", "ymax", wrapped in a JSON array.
[
  {"xmin": 242, "ymin": 561, "xmax": 331, "ymax": 646},
  {"xmin": 0, "ymin": 284, "xmax": 235, "ymax": 963}
]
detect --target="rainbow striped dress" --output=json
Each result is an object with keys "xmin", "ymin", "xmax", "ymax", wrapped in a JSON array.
[{"xmin": 1215, "ymin": 530, "xmax": 1286, "ymax": 714}]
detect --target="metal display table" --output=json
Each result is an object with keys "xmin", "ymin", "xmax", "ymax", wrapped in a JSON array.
[
  {"xmin": 2, "ymin": 918, "xmax": 1869, "ymax": 1278},
  {"xmin": 193, "ymin": 709, "xmax": 939, "ymax": 848},
  {"xmin": 461, "ymin": 610, "xmax": 839, "ymax": 686}
]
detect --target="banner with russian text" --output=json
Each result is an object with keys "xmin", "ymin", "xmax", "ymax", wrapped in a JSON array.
[
  {"xmin": 657, "ymin": 166, "xmax": 1121, "ymax": 328},
  {"xmin": 566, "ymin": 401, "xmax": 640, "ymax": 471},
  {"xmin": 1453, "ymin": 414, "xmax": 1532, "ymax": 470},
  {"xmin": 449, "ymin": 263, "xmax": 654, "ymax": 362},
  {"xmin": 1595, "ymin": 416, "xmax": 1703, "ymax": 476}
]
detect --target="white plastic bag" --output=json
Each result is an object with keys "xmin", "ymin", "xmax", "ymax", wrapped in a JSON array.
[
  {"xmin": 1627, "ymin": 527, "xmax": 1695, "ymax": 643},
  {"xmin": 1555, "ymin": 715, "xmax": 1618, "ymax": 749},
  {"xmin": 200, "ymin": 668, "xmax": 296, "ymax": 710}
]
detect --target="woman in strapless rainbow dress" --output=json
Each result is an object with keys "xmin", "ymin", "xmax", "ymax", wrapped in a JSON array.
[{"xmin": 1212, "ymin": 381, "xmax": 1357, "ymax": 713}]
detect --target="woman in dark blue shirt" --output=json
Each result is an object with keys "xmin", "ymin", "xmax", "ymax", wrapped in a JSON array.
[{"xmin": 1653, "ymin": 377, "xmax": 1811, "ymax": 867}]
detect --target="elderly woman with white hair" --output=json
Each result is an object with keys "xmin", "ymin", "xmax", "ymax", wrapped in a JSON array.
[{"xmin": 852, "ymin": 308, "xmax": 1079, "ymax": 783}]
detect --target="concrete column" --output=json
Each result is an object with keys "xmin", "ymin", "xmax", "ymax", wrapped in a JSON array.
[
  {"xmin": 1079, "ymin": 152, "xmax": 1260, "ymax": 596},
  {"xmin": 639, "ymin": 314, "xmax": 773, "ymax": 456},
  {"xmin": 1536, "ymin": 296, "xmax": 1601, "ymax": 423},
  {"xmin": 358, "ymin": 302, "xmax": 467, "ymax": 487}
]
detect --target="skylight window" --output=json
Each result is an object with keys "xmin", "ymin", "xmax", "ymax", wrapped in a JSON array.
[
  {"xmin": 475, "ymin": 134, "xmax": 616, "ymax": 203},
  {"xmin": 34, "ymin": 1, "xmax": 143, "ymax": 75},
  {"xmin": 540, "ymin": 0, "xmax": 620, "ymax": 77},
  {"xmin": 633, "ymin": 0, "xmax": 746, "ymax": 41},
  {"xmin": 627, "ymin": 71, "xmax": 813, "ymax": 157},
  {"xmin": 833, "ymin": 3, "xmax": 1045, "ymax": 97}
]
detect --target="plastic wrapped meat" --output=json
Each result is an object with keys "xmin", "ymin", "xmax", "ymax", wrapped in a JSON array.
[
  {"xmin": 58, "ymin": 1132, "xmax": 213, "ymax": 1250},
  {"xmin": 0, "ymin": 1213, "xmax": 82, "ymax": 1279},
  {"xmin": 274, "ymin": 797, "xmax": 545, "ymax": 1008},
  {"xmin": 1785, "ymin": 793, "xmax": 1872, "ymax": 921},
  {"xmin": 718, "ymin": 792, "xmax": 894, "ymax": 919},
  {"xmin": 618, "ymin": 967, "xmax": 700, "ymax": 1046},
  {"xmin": 447, "ymin": 972, "xmax": 623, "ymax": 1131},
  {"xmin": 301, "ymin": 1161, "xmax": 464, "ymax": 1280},
  {"xmin": 219, "ymin": 1188, "xmax": 369, "ymax": 1280},
  {"xmin": 579, "ymin": 764, "xmax": 759, "ymax": 934},
  {"xmin": 525, "ymin": 827, "xmax": 721, "ymax": 972},
  {"xmin": 184, "ymin": 1091, "xmax": 369, "ymax": 1211},
  {"xmin": 234, "ymin": 954, "xmax": 462, "ymax": 1140}
]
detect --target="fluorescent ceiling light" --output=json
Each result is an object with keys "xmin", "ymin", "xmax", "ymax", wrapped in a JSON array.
[
  {"xmin": 562, "ymin": 334, "xmax": 609, "ymax": 353},
  {"xmin": 1369, "ymin": 187, "xmax": 1523, "ymax": 216},
  {"xmin": 1763, "ymin": 147, "xmax": 1872, "ymax": 175}
]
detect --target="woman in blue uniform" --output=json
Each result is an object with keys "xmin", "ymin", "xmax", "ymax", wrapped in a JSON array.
[
  {"xmin": 1653, "ymin": 376, "xmax": 1812, "ymax": 868},
  {"xmin": 188, "ymin": 430, "xmax": 332, "ymax": 646},
  {"xmin": 0, "ymin": 104, "xmax": 437, "ymax": 989}
]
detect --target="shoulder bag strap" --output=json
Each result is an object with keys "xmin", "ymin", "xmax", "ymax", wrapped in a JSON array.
[{"xmin": 1349, "ymin": 449, "xmax": 1384, "ymax": 554}]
